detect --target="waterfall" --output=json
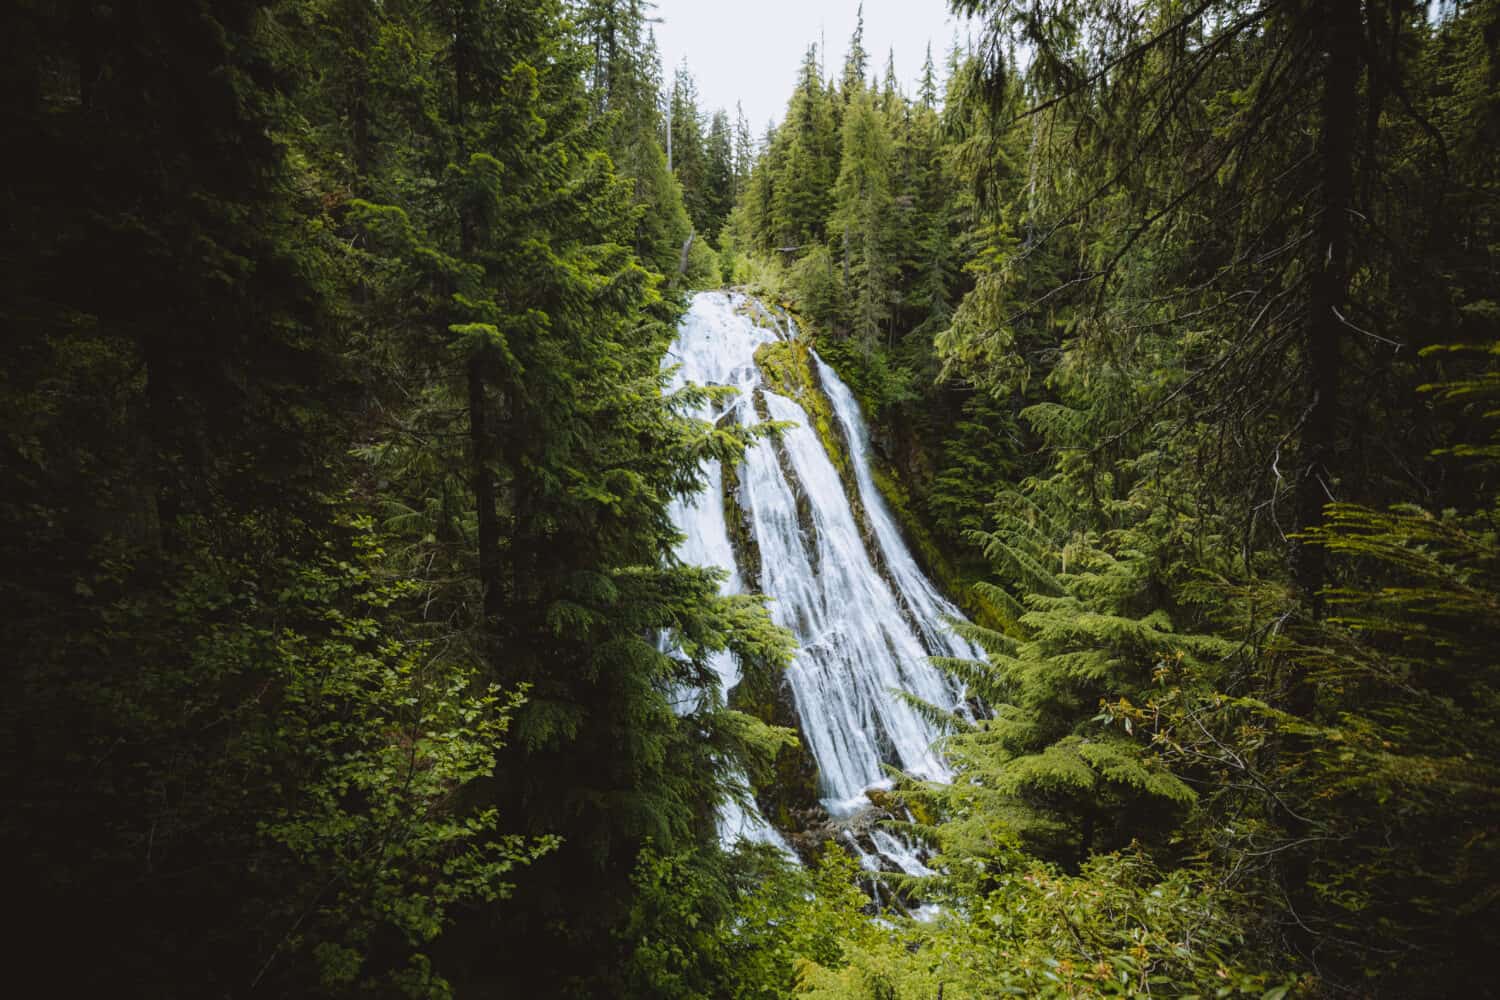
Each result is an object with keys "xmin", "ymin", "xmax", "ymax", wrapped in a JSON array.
[
  {"xmin": 813, "ymin": 354, "xmax": 982, "ymax": 669},
  {"xmin": 664, "ymin": 291, "xmax": 977, "ymax": 855}
]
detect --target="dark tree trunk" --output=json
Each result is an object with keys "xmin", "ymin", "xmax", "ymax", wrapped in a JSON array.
[
  {"xmin": 1283, "ymin": 1, "xmax": 1365, "ymax": 964},
  {"xmin": 1292, "ymin": 0, "xmax": 1361, "ymax": 652},
  {"xmin": 453, "ymin": 0, "xmax": 503, "ymax": 624}
]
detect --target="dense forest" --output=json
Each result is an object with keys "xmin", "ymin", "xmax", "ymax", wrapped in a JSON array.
[{"xmin": 3, "ymin": 0, "xmax": 1497, "ymax": 997}]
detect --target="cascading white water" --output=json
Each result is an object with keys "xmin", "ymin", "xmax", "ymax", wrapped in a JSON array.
[
  {"xmin": 814, "ymin": 354, "xmax": 984, "ymax": 670},
  {"xmin": 663, "ymin": 291, "xmax": 976, "ymax": 852}
]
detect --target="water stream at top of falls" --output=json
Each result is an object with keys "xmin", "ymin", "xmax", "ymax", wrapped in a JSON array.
[{"xmin": 663, "ymin": 291, "xmax": 980, "ymax": 855}]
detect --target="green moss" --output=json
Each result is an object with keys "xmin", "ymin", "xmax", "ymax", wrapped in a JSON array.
[
  {"xmin": 720, "ymin": 455, "xmax": 761, "ymax": 591},
  {"xmin": 727, "ymin": 637, "xmax": 825, "ymax": 831},
  {"xmin": 753, "ymin": 339, "xmax": 857, "ymax": 497},
  {"xmin": 748, "ymin": 315, "xmax": 1012, "ymax": 633},
  {"xmin": 734, "ymin": 296, "xmax": 784, "ymax": 334},
  {"xmin": 868, "ymin": 462, "xmax": 1015, "ymax": 634}
]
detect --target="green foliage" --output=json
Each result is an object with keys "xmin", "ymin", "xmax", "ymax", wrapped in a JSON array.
[
  {"xmin": 927, "ymin": 494, "xmax": 1226, "ymax": 862},
  {"xmin": 685, "ymin": 230, "xmax": 725, "ymax": 288},
  {"xmin": 1, "ymin": 0, "xmax": 790, "ymax": 994},
  {"xmin": 795, "ymin": 848, "xmax": 1295, "ymax": 999},
  {"xmin": 722, "ymin": 2, "xmax": 1500, "ymax": 997},
  {"xmin": 669, "ymin": 61, "xmax": 712, "ymax": 230},
  {"xmin": 1279, "ymin": 498, "xmax": 1500, "ymax": 991},
  {"xmin": 789, "ymin": 242, "xmax": 847, "ymax": 329},
  {"xmin": 247, "ymin": 517, "xmax": 556, "ymax": 995},
  {"xmin": 769, "ymin": 47, "xmax": 842, "ymax": 251},
  {"xmin": 579, "ymin": 0, "xmax": 695, "ymax": 275},
  {"xmin": 8, "ymin": 0, "xmax": 1500, "ymax": 995},
  {"xmin": 832, "ymin": 87, "xmax": 900, "ymax": 352}
]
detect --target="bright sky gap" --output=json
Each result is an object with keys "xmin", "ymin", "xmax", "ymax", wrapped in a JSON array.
[{"xmin": 651, "ymin": 0, "xmax": 973, "ymax": 133}]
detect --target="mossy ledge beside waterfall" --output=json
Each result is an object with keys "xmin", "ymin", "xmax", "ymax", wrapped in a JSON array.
[{"xmin": 662, "ymin": 291, "xmax": 980, "ymax": 871}]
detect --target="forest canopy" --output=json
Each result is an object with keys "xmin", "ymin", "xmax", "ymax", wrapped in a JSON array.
[{"xmin": 2, "ymin": 0, "xmax": 1496, "ymax": 997}]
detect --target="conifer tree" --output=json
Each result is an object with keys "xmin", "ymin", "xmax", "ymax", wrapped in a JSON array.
[
  {"xmin": 669, "ymin": 60, "xmax": 711, "ymax": 231},
  {"xmin": 703, "ymin": 108, "xmax": 737, "ymax": 239},
  {"xmin": 881, "ymin": 47, "xmax": 901, "ymax": 114},
  {"xmin": 841, "ymin": 3, "xmax": 869, "ymax": 99},
  {"xmin": 833, "ymin": 88, "xmax": 899, "ymax": 350},
  {"xmin": 324, "ymin": 1, "xmax": 791, "ymax": 990},
  {"xmin": 918, "ymin": 42, "xmax": 940, "ymax": 110},
  {"xmin": 769, "ymin": 46, "xmax": 841, "ymax": 251},
  {"xmin": 0, "ymin": 0, "xmax": 542, "ymax": 992},
  {"xmin": 579, "ymin": 0, "xmax": 692, "ymax": 275},
  {"xmin": 7, "ymin": 0, "xmax": 1499, "ymax": 994},
  {"xmin": 733, "ymin": 101, "xmax": 756, "ymax": 197}
]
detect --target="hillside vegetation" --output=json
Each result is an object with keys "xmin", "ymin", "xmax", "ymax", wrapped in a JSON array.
[{"xmin": 2, "ymin": 1, "xmax": 1496, "ymax": 997}]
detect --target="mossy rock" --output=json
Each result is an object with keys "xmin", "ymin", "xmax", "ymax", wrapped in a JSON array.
[
  {"xmin": 728, "ymin": 662, "xmax": 826, "ymax": 842},
  {"xmin": 756, "ymin": 335, "xmax": 980, "ymax": 637},
  {"xmin": 752, "ymin": 340, "xmax": 881, "ymax": 568},
  {"xmin": 734, "ymin": 296, "xmax": 785, "ymax": 335},
  {"xmin": 719, "ymin": 456, "xmax": 761, "ymax": 591},
  {"xmin": 753, "ymin": 339, "xmax": 856, "ymax": 489},
  {"xmin": 868, "ymin": 461, "xmax": 1016, "ymax": 635}
]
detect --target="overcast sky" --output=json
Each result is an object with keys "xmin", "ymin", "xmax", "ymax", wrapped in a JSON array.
[{"xmin": 651, "ymin": 0, "xmax": 973, "ymax": 134}]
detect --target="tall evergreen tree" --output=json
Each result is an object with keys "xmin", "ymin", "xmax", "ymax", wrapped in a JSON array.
[
  {"xmin": 733, "ymin": 101, "xmax": 756, "ymax": 197},
  {"xmin": 841, "ymin": 3, "xmax": 869, "ymax": 98},
  {"xmin": 833, "ymin": 88, "xmax": 899, "ymax": 349},
  {"xmin": 340, "ymin": 4, "xmax": 790, "ymax": 991},
  {"xmin": 918, "ymin": 42, "xmax": 940, "ymax": 110},
  {"xmin": 579, "ymin": 1, "xmax": 693, "ymax": 275},
  {"xmin": 668, "ymin": 60, "xmax": 710, "ymax": 231},
  {"xmin": 769, "ymin": 45, "xmax": 841, "ymax": 250},
  {"xmin": 0, "ymin": 0, "xmax": 540, "ymax": 992},
  {"xmin": 881, "ymin": 47, "xmax": 901, "ymax": 114},
  {"xmin": 703, "ymin": 108, "xmax": 736, "ymax": 238}
]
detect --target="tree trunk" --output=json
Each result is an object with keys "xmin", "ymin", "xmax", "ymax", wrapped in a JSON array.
[
  {"xmin": 1292, "ymin": 0, "xmax": 1361, "ymax": 651},
  {"xmin": 453, "ymin": 0, "xmax": 503, "ymax": 624},
  {"xmin": 1283, "ymin": 1, "xmax": 1364, "ymax": 959}
]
